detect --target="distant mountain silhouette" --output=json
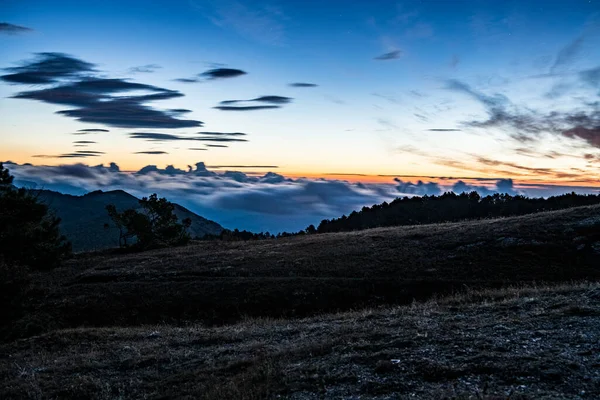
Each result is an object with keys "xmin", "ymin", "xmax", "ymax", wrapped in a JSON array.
[{"xmin": 34, "ymin": 189, "xmax": 224, "ymax": 252}]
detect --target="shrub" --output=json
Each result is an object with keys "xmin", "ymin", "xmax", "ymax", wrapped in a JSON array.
[{"xmin": 106, "ymin": 193, "xmax": 191, "ymax": 250}]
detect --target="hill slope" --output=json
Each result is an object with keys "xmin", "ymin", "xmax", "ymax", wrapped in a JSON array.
[
  {"xmin": 2, "ymin": 283, "xmax": 599, "ymax": 399},
  {"xmin": 7, "ymin": 204, "xmax": 600, "ymax": 341},
  {"xmin": 35, "ymin": 189, "xmax": 224, "ymax": 251}
]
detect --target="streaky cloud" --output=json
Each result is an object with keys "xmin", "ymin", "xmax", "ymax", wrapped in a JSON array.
[
  {"xmin": 129, "ymin": 132, "xmax": 247, "ymax": 142},
  {"xmin": 200, "ymin": 68, "xmax": 246, "ymax": 79},
  {"xmin": 76, "ymin": 128, "xmax": 109, "ymax": 133},
  {"xmin": 134, "ymin": 151, "xmax": 168, "ymax": 155},
  {"xmin": 550, "ymin": 36, "xmax": 584, "ymax": 73},
  {"xmin": 0, "ymin": 22, "xmax": 33, "ymax": 35},
  {"xmin": 214, "ymin": 105, "xmax": 280, "ymax": 111},
  {"xmin": 374, "ymin": 50, "xmax": 402, "ymax": 61},
  {"xmin": 173, "ymin": 78, "xmax": 199, "ymax": 83},
  {"xmin": 219, "ymin": 95, "xmax": 292, "ymax": 105},
  {"xmin": 289, "ymin": 82, "xmax": 318, "ymax": 88},
  {"xmin": 1, "ymin": 52, "xmax": 95, "ymax": 84},
  {"xmin": 128, "ymin": 64, "xmax": 161, "ymax": 73}
]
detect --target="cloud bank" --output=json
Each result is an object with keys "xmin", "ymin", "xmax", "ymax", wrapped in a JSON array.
[{"xmin": 5, "ymin": 161, "xmax": 595, "ymax": 234}]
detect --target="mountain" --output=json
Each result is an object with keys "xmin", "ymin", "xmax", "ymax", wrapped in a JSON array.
[{"xmin": 35, "ymin": 189, "xmax": 224, "ymax": 252}]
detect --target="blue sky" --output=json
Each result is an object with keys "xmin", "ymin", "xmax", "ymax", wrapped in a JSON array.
[{"xmin": 1, "ymin": 0, "xmax": 600, "ymax": 231}]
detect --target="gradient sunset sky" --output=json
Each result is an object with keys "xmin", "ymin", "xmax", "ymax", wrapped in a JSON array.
[{"xmin": 1, "ymin": 0, "xmax": 599, "ymax": 183}]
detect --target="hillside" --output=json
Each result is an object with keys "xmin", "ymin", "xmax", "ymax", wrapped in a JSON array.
[
  {"xmin": 2, "ymin": 284, "xmax": 599, "ymax": 399},
  {"xmin": 2, "ymin": 205, "xmax": 600, "ymax": 398},
  {"xmin": 35, "ymin": 189, "xmax": 224, "ymax": 251},
  {"xmin": 6, "ymin": 204, "xmax": 600, "ymax": 339}
]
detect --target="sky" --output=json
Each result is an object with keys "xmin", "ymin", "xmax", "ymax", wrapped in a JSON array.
[{"xmin": 1, "ymin": 0, "xmax": 600, "ymax": 232}]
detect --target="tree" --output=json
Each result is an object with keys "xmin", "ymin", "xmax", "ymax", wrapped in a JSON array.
[
  {"xmin": 106, "ymin": 193, "xmax": 191, "ymax": 250},
  {"xmin": 0, "ymin": 163, "xmax": 71, "ymax": 270}
]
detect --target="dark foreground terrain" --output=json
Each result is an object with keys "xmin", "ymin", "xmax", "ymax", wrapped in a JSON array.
[
  {"xmin": 2, "ymin": 284, "xmax": 599, "ymax": 399},
  {"xmin": 1, "ymin": 205, "xmax": 600, "ymax": 398}
]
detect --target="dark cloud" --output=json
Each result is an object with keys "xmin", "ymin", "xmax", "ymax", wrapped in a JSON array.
[
  {"xmin": 170, "ymin": 108, "xmax": 192, "ymax": 114},
  {"xmin": 200, "ymin": 68, "xmax": 246, "ymax": 79},
  {"xmin": 214, "ymin": 105, "xmax": 280, "ymax": 111},
  {"xmin": 289, "ymin": 82, "xmax": 318, "ymax": 88},
  {"xmin": 129, "ymin": 132, "xmax": 186, "ymax": 141},
  {"xmin": 33, "ymin": 152, "xmax": 103, "ymax": 158},
  {"xmin": 4, "ymin": 54, "xmax": 203, "ymax": 129},
  {"xmin": 251, "ymin": 95, "xmax": 292, "ymax": 104},
  {"xmin": 198, "ymin": 137, "xmax": 248, "ymax": 142},
  {"xmin": 374, "ymin": 50, "xmax": 402, "ymax": 61},
  {"xmin": 426, "ymin": 128, "xmax": 462, "ymax": 132},
  {"xmin": 56, "ymin": 100, "xmax": 201, "ymax": 129},
  {"xmin": 0, "ymin": 22, "xmax": 33, "ymax": 35},
  {"xmin": 219, "ymin": 95, "xmax": 292, "ymax": 107},
  {"xmin": 189, "ymin": 148, "xmax": 208, "ymax": 151},
  {"xmin": 129, "ymin": 132, "xmax": 248, "ymax": 142},
  {"xmin": 563, "ymin": 126, "xmax": 600, "ymax": 148},
  {"xmin": 76, "ymin": 128, "xmax": 109, "ymax": 133},
  {"xmin": 550, "ymin": 36, "xmax": 584, "ymax": 74},
  {"xmin": 128, "ymin": 64, "xmax": 161, "ymax": 73},
  {"xmin": 205, "ymin": 144, "xmax": 228, "ymax": 148},
  {"xmin": 134, "ymin": 151, "xmax": 168, "ymax": 155},
  {"xmin": 173, "ymin": 78, "xmax": 199, "ymax": 83},
  {"xmin": 73, "ymin": 140, "xmax": 96, "ymax": 144},
  {"xmin": 1, "ymin": 52, "xmax": 95, "ymax": 84}
]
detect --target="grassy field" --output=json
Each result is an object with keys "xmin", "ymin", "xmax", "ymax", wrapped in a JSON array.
[{"xmin": 1, "ymin": 205, "xmax": 600, "ymax": 398}]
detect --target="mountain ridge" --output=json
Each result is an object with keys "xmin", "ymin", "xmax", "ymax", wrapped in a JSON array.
[{"xmin": 34, "ymin": 188, "xmax": 224, "ymax": 252}]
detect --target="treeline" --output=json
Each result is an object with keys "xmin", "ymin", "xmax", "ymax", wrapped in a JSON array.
[
  {"xmin": 313, "ymin": 191, "xmax": 600, "ymax": 234},
  {"xmin": 202, "ymin": 229, "xmax": 309, "ymax": 241}
]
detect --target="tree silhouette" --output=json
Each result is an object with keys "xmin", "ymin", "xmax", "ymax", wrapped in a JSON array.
[
  {"xmin": 106, "ymin": 193, "xmax": 191, "ymax": 250},
  {"xmin": 0, "ymin": 163, "xmax": 71, "ymax": 270}
]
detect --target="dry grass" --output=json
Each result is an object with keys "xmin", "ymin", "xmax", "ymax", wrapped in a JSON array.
[
  {"xmin": 5, "ymin": 204, "xmax": 597, "ymax": 341},
  {"xmin": 2, "ymin": 283, "xmax": 599, "ymax": 399},
  {"xmin": 1, "ymin": 205, "xmax": 600, "ymax": 397}
]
